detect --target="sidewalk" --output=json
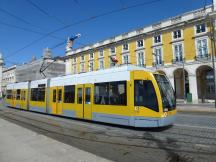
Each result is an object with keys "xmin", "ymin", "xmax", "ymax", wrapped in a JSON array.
[
  {"xmin": 177, "ymin": 103, "xmax": 216, "ymax": 113},
  {"xmin": 0, "ymin": 118, "xmax": 112, "ymax": 162}
]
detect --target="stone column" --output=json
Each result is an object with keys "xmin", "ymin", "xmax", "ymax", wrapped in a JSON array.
[
  {"xmin": 189, "ymin": 74, "xmax": 199, "ymax": 103},
  {"xmin": 169, "ymin": 76, "xmax": 175, "ymax": 89}
]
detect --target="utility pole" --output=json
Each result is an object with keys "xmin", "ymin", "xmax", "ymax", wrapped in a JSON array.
[
  {"xmin": 152, "ymin": 52, "xmax": 158, "ymax": 70},
  {"xmin": 209, "ymin": 16, "xmax": 216, "ymax": 108},
  {"xmin": 210, "ymin": 0, "xmax": 216, "ymax": 108},
  {"xmin": 182, "ymin": 58, "xmax": 186, "ymax": 103}
]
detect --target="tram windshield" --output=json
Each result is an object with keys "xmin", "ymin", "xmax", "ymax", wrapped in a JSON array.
[{"xmin": 154, "ymin": 74, "xmax": 176, "ymax": 111}]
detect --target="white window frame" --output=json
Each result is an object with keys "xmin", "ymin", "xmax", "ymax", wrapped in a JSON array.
[
  {"xmin": 89, "ymin": 52, "xmax": 94, "ymax": 60},
  {"xmin": 89, "ymin": 61, "xmax": 94, "ymax": 71},
  {"xmin": 99, "ymin": 58, "xmax": 104, "ymax": 70},
  {"xmin": 172, "ymin": 29, "xmax": 183, "ymax": 40},
  {"xmin": 136, "ymin": 50, "xmax": 145, "ymax": 66},
  {"xmin": 153, "ymin": 35, "xmax": 162, "ymax": 45},
  {"xmin": 122, "ymin": 43, "xmax": 129, "ymax": 52},
  {"xmin": 110, "ymin": 47, "xmax": 116, "ymax": 55},
  {"xmin": 153, "ymin": 46, "xmax": 163, "ymax": 65},
  {"xmin": 172, "ymin": 42, "xmax": 184, "ymax": 62},
  {"xmin": 81, "ymin": 55, "xmax": 85, "ymax": 62},
  {"xmin": 99, "ymin": 50, "xmax": 104, "ymax": 57},
  {"xmin": 73, "ymin": 57, "xmax": 77, "ymax": 63},
  {"xmin": 73, "ymin": 64, "xmax": 77, "ymax": 74},
  {"xmin": 194, "ymin": 23, "xmax": 207, "ymax": 35},
  {"xmin": 122, "ymin": 53, "xmax": 130, "ymax": 64},
  {"xmin": 110, "ymin": 56, "xmax": 116, "ymax": 67},
  {"xmin": 136, "ymin": 39, "xmax": 144, "ymax": 49},
  {"xmin": 80, "ymin": 63, "xmax": 85, "ymax": 73},
  {"xmin": 195, "ymin": 36, "xmax": 209, "ymax": 58}
]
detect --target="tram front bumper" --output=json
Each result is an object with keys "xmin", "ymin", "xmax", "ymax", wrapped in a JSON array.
[{"xmin": 134, "ymin": 115, "xmax": 176, "ymax": 127}]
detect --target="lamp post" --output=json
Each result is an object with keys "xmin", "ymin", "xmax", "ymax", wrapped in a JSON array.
[
  {"xmin": 209, "ymin": 15, "xmax": 216, "ymax": 108},
  {"xmin": 182, "ymin": 58, "xmax": 186, "ymax": 103},
  {"xmin": 152, "ymin": 52, "xmax": 158, "ymax": 70}
]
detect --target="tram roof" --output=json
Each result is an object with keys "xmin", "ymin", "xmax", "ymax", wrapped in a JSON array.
[
  {"xmin": 6, "ymin": 65, "xmax": 154, "ymax": 88},
  {"xmin": 50, "ymin": 65, "xmax": 153, "ymax": 86}
]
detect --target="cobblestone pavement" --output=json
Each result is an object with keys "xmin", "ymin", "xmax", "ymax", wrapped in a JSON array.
[
  {"xmin": 0, "ymin": 105, "xmax": 216, "ymax": 162},
  {"xmin": 175, "ymin": 112, "xmax": 216, "ymax": 129}
]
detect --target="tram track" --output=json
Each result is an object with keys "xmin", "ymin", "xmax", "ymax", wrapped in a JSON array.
[
  {"xmin": 2, "ymin": 107, "xmax": 216, "ymax": 142},
  {"xmin": 0, "ymin": 108, "xmax": 216, "ymax": 157}
]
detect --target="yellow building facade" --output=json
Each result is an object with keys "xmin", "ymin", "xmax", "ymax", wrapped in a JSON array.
[{"xmin": 66, "ymin": 5, "xmax": 216, "ymax": 103}]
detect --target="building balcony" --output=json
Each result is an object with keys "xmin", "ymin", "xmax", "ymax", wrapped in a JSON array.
[
  {"xmin": 121, "ymin": 62, "xmax": 132, "ymax": 66},
  {"xmin": 137, "ymin": 64, "xmax": 146, "ymax": 68},
  {"xmin": 172, "ymin": 57, "xmax": 185, "ymax": 64},
  {"xmin": 194, "ymin": 54, "xmax": 211, "ymax": 61},
  {"xmin": 152, "ymin": 61, "xmax": 164, "ymax": 67}
]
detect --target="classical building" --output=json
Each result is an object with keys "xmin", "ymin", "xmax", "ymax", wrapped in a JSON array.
[
  {"xmin": 0, "ymin": 54, "xmax": 6, "ymax": 97},
  {"xmin": 2, "ymin": 65, "xmax": 16, "ymax": 96},
  {"xmin": 15, "ymin": 48, "xmax": 65, "ymax": 82},
  {"xmin": 0, "ymin": 48, "xmax": 65, "ymax": 97},
  {"xmin": 65, "ymin": 5, "xmax": 216, "ymax": 103}
]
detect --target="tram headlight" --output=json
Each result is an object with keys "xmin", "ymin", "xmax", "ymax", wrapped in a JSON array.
[
  {"xmin": 135, "ymin": 106, "xmax": 139, "ymax": 111},
  {"xmin": 163, "ymin": 108, "xmax": 168, "ymax": 112}
]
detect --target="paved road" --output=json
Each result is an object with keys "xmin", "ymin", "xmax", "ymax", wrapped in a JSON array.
[
  {"xmin": 0, "ymin": 105, "xmax": 216, "ymax": 162},
  {"xmin": 175, "ymin": 112, "xmax": 216, "ymax": 129}
]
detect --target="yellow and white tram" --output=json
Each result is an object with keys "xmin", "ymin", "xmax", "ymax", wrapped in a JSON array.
[{"xmin": 5, "ymin": 65, "xmax": 176, "ymax": 127}]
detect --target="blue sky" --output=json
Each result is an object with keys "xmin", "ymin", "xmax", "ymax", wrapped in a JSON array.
[{"xmin": 0, "ymin": 0, "xmax": 213, "ymax": 66}]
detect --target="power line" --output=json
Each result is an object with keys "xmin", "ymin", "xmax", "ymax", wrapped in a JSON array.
[
  {"xmin": 118, "ymin": 0, "xmax": 126, "ymax": 8},
  {"xmin": 0, "ymin": 7, "xmax": 48, "ymax": 31},
  {"xmin": 0, "ymin": 21, "xmax": 64, "ymax": 41},
  {"xmin": 0, "ymin": 19, "xmax": 86, "ymax": 58},
  {"xmin": 5, "ymin": 0, "xmax": 164, "ymax": 59},
  {"xmin": 55, "ymin": 0, "xmax": 164, "ymax": 33},
  {"xmin": 26, "ymin": 0, "xmax": 66, "ymax": 25},
  {"xmin": 0, "ymin": 8, "xmax": 31, "ymax": 24}
]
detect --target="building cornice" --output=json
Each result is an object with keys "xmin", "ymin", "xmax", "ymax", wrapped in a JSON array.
[{"xmin": 66, "ymin": 5, "xmax": 214, "ymax": 57}]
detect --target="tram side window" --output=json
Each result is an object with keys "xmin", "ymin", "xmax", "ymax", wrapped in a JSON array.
[
  {"xmin": 134, "ymin": 80, "xmax": 159, "ymax": 112},
  {"xmin": 77, "ymin": 88, "xmax": 83, "ymax": 104},
  {"xmin": 6, "ymin": 90, "xmax": 12, "ymax": 99},
  {"xmin": 53, "ymin": 89, "xmax": 56, "ymax": 102},
  {"xmin": 94, "ymin": 83, "xmax": 109, "ymax": 105},
  {"xmin": 21, "ymin": 91, "xmax": 26, "ymax": 100},
  {"xmin": 109, "ymin": 82, "xmax": 126, "ymax": 105},
  {"xmin": 64, "ymin": 85, "xmax": 75, "ymax": 103},
  {"xmin": 94, "ymin": 81, "xmax": 127, "ymax": 105},
  {"xmin": 16, "ymin": 89, "xmax": 21, "ymax": 100},
  {"xmin": 58, "ymin": 89, "xmax": 62, "ymax": 102},
  {"xmin": 31, "ymin": 87, "xmax": 45, "ymax": 102},
  {"xmin": 31, "ymin": 88, "xmax": 37, "ymax": 101},
  {"xmin": 85, "ymin": 88, "xmax": 91, "ymax": 104}
]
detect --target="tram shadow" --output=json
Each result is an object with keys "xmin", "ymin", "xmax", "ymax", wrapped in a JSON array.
[
  {"xmin": 71, "ymin": 118, "xmax": 174, "ymax": 132},
  {"xmin": 5, "ymin": 106, "xmax": 173, "ymax": 132}
]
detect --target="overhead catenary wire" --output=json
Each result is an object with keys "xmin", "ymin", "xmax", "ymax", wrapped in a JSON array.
[
  {"xmin": 26, "ymin": 0, "xmax": 66, "ymax": 25},
  {"xmin": 0, "ymin": 8, "xmax": 30, "ymax": 25},
  {"xmin": 0, "ymin": 21, "xmax": 64, "ymax": 41},
  {"xmin": 0, "ymin": 8, "xmax": 48, "ymax": 31},
  {"xmin": 0, "ymin": 20, "xmax": 87, "ymax": 48},
  {"xmin": 4, "ymin": 0, "xmax": 165, "ymax": 60}
]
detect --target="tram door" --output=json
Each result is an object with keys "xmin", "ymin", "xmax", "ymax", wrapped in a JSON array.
[
  {"xmin": 76, "ymin": 84, "xmax": 92, "ymax": 119},
  {"xmin": 12, "ymin": 90, "xmax": 16, "ymax": 107},
  {"xmin": 20, "ymin": 90, "xmax": 26, "ymax": 109},
  {"xmin": 52, "ymin": 87, "xmax": 63, "ymax": 115}
]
